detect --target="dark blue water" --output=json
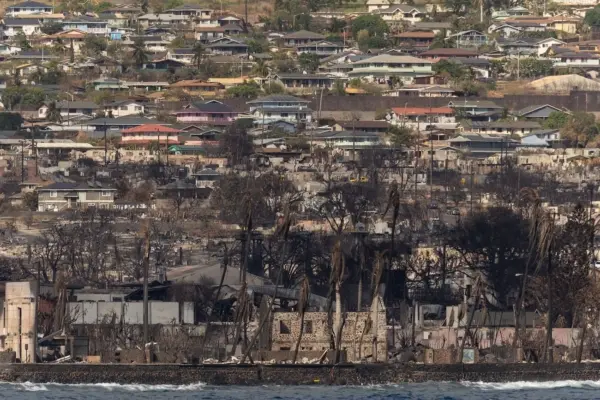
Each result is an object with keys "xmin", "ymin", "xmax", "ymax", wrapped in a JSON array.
[{"xmin": 1, "ymin": 381, "xmax": 600, "ymax": 399}]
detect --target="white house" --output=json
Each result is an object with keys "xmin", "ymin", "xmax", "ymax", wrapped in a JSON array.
[
  {"xmin": 552, "ymin": 51, "xmax": 600, "ymax": 68},
  {"xmin": 3, "ymin": 18, "xmax": 41, "ymax": 37},
  {"xmin": 6, "ymin": 1, "xmax": 53, "ymax": 16},
  {"xmin": 366, "ymin": 0, "xmax": 401, "ymax": 12},
  {"xmin": 247, "ymin": 94, "xmax": 312, "ymax": 125},
  {"xmin": 374, "ymin": 5, "xmax": 427, "ymax": 24},
  {"xmin": 61, "ymin": 17, "xmax": 109, "ymax": 35},
  {"xmin": 38, "ymin": 101, "xmax": 99, "ymax": 119},
  {"xmin": 103, "ymin": 100, "xmax": 145, "ymax": 117},
  {"xmin": 0, "ymin": 43, "xmax": 21, "ymax": 55},
  {"xmin": 349, "ymin": 54, "xmax": 433, "ymax": 82}
]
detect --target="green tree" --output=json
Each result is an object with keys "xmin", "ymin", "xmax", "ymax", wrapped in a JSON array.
[
  {"xmin": 444, "ymin": 0, "xmax": 470, "ymax": 14},
  {"xmin": 252, "ymin": 59, "xmax": 269, "ymax": 77},
  {"xmin": 22, "ymin": 192, "xmax": 38, "ymax": 211},
  {"xmin": 45, "ymin": 101, "xmax": 62, "ymax": 123},
  {"xmin": 82, "ymin": 35, "xmax": 107, "ymax": 56},
  {"xmin": 298, "ymin": 53, "xmax": 320, "ymax": 73},
  {"xmin": 543, "ymin": 111, "xmax": 569, "ymax": 129},
  {"xmin": 15, "ymin": 32, "xmax": 31, "ymax": 50},
  {"xmin": 585, "ymin": 5, "xmax": 600, "ymax": 26},
  {"xmin": 247, "ymin": 38, "xmax": 268, "ymax": 54},
  {"xmin": 93, "ymin": 1, "xmax": 112, "ymax": 12},
  {"xmin": 164, "ymin": 0, "xmax": 184, "ymax": 9},
  {"xmin": 0, "ymin": 112, "xmax": 24, "ymax": 130},
  {"xmin": 226, "ymin": 81, "xmax": 261, "ymax": 99},
  {"xmin": 132, "ymin": 37, "xmax": 149, "ymax": 68},
  {"xmin": 388, "ymin": 125, "xmax": 416, "ymax": 147},
  {"xmin": 561, "ymin": 112, "xmax": 598, "ymax": 147},
  {"xmin": 2, "ymin": 86, "xmax": 46, "ymax": 110},
  {"xmin": 40, "ymin": 22, "xmax": 64, "ymax": 35},
  {"xmin": 351, "ymin": 15, "xmax": 389, "ymax": 39},
  {"xmin": 191, "ymin": 42, "xmax": 205, "ymax": 70},
  {"xmin": 433, "ymin": 59, "xmax": 468, "ymax": 81},
  {"xmin": 332, "ymin": 79, "xmax": 346, "ymax": 95}
]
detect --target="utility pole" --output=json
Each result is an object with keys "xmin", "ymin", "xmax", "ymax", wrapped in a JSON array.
[
  {"xmin": 104, "ymin": 121, "xmax": 108, "ymax": 166},
  {"xmin": 142, "ymin": 223, "xmax": 150, "ymax": 350},
  {"xmin": 21, "ymin": 141, "xmax": 25, "ymax": 183}
]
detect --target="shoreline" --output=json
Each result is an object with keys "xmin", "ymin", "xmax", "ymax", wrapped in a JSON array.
[{"xmin": 2, "ymin": 363, "xmax": 600, "ymax": 385}]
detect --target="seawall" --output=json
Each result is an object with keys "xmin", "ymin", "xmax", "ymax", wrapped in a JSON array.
[{"xmin": 2, "ymin": 363, "xmax": 600, "ymax": 385}]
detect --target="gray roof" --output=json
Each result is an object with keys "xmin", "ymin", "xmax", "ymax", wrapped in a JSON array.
[
  {"xmin": 171, "ymin": 48, "xmax": 193, "ymax": 55},
  {"xmin": 413, "ymin": 22, "xmax": 452, "ymax": 29},
  {"xmin": 515, "ymin": 104, "xmax": 562, "ymax": 116},
  {"xmin": 276, "ymin": 73, "xmax": 334, "ymax": 80},
  {"xmin": 87, "ymin": 116, "xmax": 161, "ymax": 126},
  {"xmin": 7, "ymin": 1, "xmax": 52, "ymax": 9},
  {"xmin": 40, "ymin": 181, "xmax": 115, "ymax": 191},
  {"xmin": 311, "ymin": 130, "xmax": 382, "ymax": 139},
  {"xmin": 449, "ymin": 100, "xmax": 502, "ymax": 109},
  {"xmin": 377, "ymin": 4, "xmax": 425, "ymax": 13},
  {"xmin": 283, "ymin": 30, "xmax": 325, "ymax": 40},
  {"xmin": 3, "ymin": 18, "xmax": 40, "ymax": 26},
  {"xmin": 248, "ymin": 94, "xmax": 310, "ymax": 104},
  {"xmin": 53, "ymin": 101, "xmax": 99, "ymax": 110},
  {"xmin": 449, "ymin": 134, "xmax": 518, "ymax": 143}
]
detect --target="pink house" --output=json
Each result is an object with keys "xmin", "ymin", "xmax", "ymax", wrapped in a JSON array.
[{"xmin": 172, "ymin": 100, "xmax": 238, "ymax": 126}]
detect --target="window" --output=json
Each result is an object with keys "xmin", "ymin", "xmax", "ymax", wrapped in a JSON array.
[
  {"xmin": 49, "ymin": 191, "xmax": 57, "ymax": 198},
  {"xmin": 120, "ymin": 106, "xmax": 128, "ymax": 110},
  {"xmin": 303, "ymin": 320, "xmax": 313, "ymax": 334},
  {"xmin": 279, "ymin": 320, "xmax": 290, "ymax": 334},
  {"xmin": 101, "ymin": 191, "xmax": 112, "ymax": 197}
]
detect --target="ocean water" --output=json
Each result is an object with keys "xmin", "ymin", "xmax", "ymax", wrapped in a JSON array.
[{"xmin": 1, "ymin": 381, "xmax": 600, "ymax": 400}]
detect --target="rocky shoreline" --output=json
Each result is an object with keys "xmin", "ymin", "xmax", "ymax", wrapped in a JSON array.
[{"xmin": 1, "ymin": 363, "xmax": 600, "ymax": 385}]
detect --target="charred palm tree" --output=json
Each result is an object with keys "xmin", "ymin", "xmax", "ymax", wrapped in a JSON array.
[
  {"xmin": 525, "ymin": 193, "xmax": 556, "ymax": 363},
  {"xmin": 358, "ymin": 251, "xmax": 384, "ymax": 361},
  {"xmin": 240, "ymin": 202, "xmax": 294, "ymax": 363},
  {"xmin": 331, "ymin": 240, "xmax": 346, "ymax": 364},
  {"xmin": 292, "ymin": 276, "xmax": 310, "ymax": 364}
]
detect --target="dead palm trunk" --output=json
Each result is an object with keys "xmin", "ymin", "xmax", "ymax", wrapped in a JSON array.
[
  {"xmin": 240, "ymin": 208, "xmax": 292, "ymax": 363},
  {"xmin": 332, "ymin": 240, "xmax": 345, "ymax": 364},
  {"xmin": 292, "ymin": 276, "xmax": 310, "ymax": 364},
  {"xmin": 383, "ymin": 183, "xmax": 401, "ymax": 347}
]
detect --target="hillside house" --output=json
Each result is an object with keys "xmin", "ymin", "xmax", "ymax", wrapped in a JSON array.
[
  {"xmin": 120, "ymin": 124, "xmax": 180, "ymax": 146},
  {"xmin": 38, "ymin": 101, "xmax": 98, "ymax": 118},
  {"xmin": 37, "ymin": 181, "xmax": 117, "ymax": 211},
  {"xmin": 283, "ymin": 30, "xmax": 325, "ymax": 46},
  {"xmin": 349, "ymin": 54, "xmax": 433, "ymax": 82},
  {"xmin": 3, "ymin": 18, "xmax": 41, "ymax": 37},
  {"xmin": 296, "ymin": 40, "xmax": 344, "ymax": 57},
  {"xmin": 168, "ymin": 79, "xmax": 224, "ymax": 95},
  {"xmin": 206, "ymin": 36, "xmax": 248, "ymax": 55},
  {"xmin": 61, "ymin": 16, "xmax": 108, "ymax": 35},
  {"xmin": 447, "ymin": 30, "xmax": 488, "ymax": 48},
  {"xmin": 103, "ymin": 100, "xmax": 145, "ymax": 117},
  {"xmin": 6, "ymin": 1, "xmax": 53, "ymax": 16},
  {"xmin": 248, "ymin": 94, "xmax": 312, "ymax": 125},
  {"xmin": 374, "ymin": 5, "xmax": 426, "ymax": 24},
  {"xmin": 172, "ymin": 100, "xmax": 237, "ymax": 125}
]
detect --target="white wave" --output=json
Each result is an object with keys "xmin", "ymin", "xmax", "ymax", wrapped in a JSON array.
[
  {"xmin": 462, "ymin": 380, "xmax": 600, "ymax": 390},
  {"xmin": 15, "ymin": 382, "xmax": 48, "ymax": 391},
  {"xmin": 2, "ymin": 382, "xmax": 205, "ymax": 392}
]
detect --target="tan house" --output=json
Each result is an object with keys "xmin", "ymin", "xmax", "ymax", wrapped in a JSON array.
[{"xmin": 37, "ymin": 181, "xmax": 117, "ymax": 212}]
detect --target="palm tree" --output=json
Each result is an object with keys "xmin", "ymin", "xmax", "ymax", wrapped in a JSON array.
[
  {"xmin": 46, "ymin": 101, "xmax": 62, "ymax": 123},
  {"xmin": 191, "ymin": 42, "xmax": 205, "ymax": 71},
  {"xmin": 251, "ymin": 58, "xmax": 268, "ymax": 78},
  {"xmin": 331, "ymin": 240, "xmax": 345, "ymax": 363},
  {"xmin": 292, "ymin": 276, "xmax": 310, "ymax": 364},
  {"xmin": 132, "ymin": 38, "xmax": 148, "ymax": 68}
]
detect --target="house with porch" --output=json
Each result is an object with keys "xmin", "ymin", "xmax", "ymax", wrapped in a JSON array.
[
  {"xmin": 172, "ymin": 100, "xmax": 237, "ymax": 125},
  {"xmin": 374, "ymin": 4, "xmax": 426, "ymax": 24},
  {"xmin": 447, "ymin": 30, "xmax": 488, "ymax": 48},
  {"xmin": 283, "ymin": 30, "xmax": 325, "ymax": 46},
  {"xmin": 206, "ymin": 36, "xmax": 248, "ymax": 55},
  {"xmin": 168, "ymin": 79, "xmax": 224, "ymax": 95},
  {"xmin": 448, "ymin": 134, "xmax": 518, "ymax": 158},
  {"xmin": 3, "ymin": 18, "xmax": 41, "ymax": 37},
  {"xmin": 389, "ymin": 106, "xmax": 456, "ymax": 130},
  {"xmin": 167, "ymin": 48, "xmax": 194, "ymax": 64},
  {"xmin": 61, "ymin": 16, "xmax": 109, "ymax": 35},
  {"xmin": 271, "ymin": 73, "xmax": 334, "ymax": 92},
  {"xmin": 296, "ymin": 40, "xmax": 344, "ymax": 57},
  {"xmin": 449, "ymin": 100, "xmax": 503, "ymax": 121},
  {"xmin": 37, "ymin": 29, "xmax": 86, "ymax": 54},
  {"xmin": 165, "ymin": 4, "xmax": 212, "ymax": 17},
  {"xmin": 6, "ymin": 1, "xmax": 52, "ymax": 16},
  {"xmin": 247, "ymin": 94, "xmax": 312, "ymax": 125},
  {"xmin": 38, "ymin": 101, "xmax": 98, "ymax": 119},
  {"xmin": 37, "ymin": 181, "xmax": 117, "ymax": 212},
  {"xmin": 120, "ymin": 124, "xmax": 180, "ymax": 146},
  {"xmin": 467, "ymin": 120, "xmax": 542, "ymax": 137},
  {"xmin": 103, "ymin": 100, "xmax": 145, "ymax": 117},
  {"xmin": 349, "ymin": 54, "xmax": 433, "ymax": 83},
  {"xmin": 394, "ymin": 30, "xmax": 435, "ymax": 47}
]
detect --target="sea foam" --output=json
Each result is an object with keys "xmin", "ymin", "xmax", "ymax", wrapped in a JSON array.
[
  {"xmin": 5, "ymin": 382, "xmax": 206, "ymax": 392},
  {"xmin": 462, "ymin": 380, "xmax": 600, "ymax": 390}
]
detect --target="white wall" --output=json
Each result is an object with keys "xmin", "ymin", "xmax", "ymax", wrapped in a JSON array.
[{"xmin": 67, "ymin": 301, "xmax": 194, "ymax": 325}]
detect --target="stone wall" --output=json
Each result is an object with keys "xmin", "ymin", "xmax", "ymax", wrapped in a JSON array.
[
  {"xmin": 4, "ymin": 363, "xmax": 600, "ymax": 385},
  {"xmin": 271, "ymin": 309, "xmax": 387, "ymax": 362}
]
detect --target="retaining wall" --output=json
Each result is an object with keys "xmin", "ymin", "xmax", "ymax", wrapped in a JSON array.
[{"xmin": 2, "ymin": 363, "xmax": 600, "ymax": 385}]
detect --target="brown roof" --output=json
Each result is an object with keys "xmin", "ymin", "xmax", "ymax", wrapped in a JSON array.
[
  {"xmin": 169, "ymin": 80, "xmax": 223, "ymax": 88},
  {"xmin": 395, "ymin": 31, "xmax": 435, "ymax": 39},
  {"xmin": 419, "ymin": 48, "xmax": 478, "ymax": 57},
  {"xmin": 337, "ymin": 120, "xmax": 390, "ymax": 129}
]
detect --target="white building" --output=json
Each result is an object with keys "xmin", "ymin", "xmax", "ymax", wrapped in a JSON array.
[
  {"xmin": 103, "ymin": 100, "xmax": 145, "ymax": 117},
  {"xmin": 247, "ymin": 94, "xmax": 312, "ymax": 125},
  {"xmin": 3, "ymin": 18, "xmax": 41, "ymax": 37},
  {"xmin": 6, "ymin": 1, "xmax": 53, "ymax": 16}
]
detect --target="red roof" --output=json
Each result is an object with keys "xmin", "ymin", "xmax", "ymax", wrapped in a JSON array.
[
  {"xmin": 121, "ymin": 124, "xmax": 180, "ymax": 133},
  {"xmin": 391, "ymin": 107, "xmax": 454, "ymax": 116}
]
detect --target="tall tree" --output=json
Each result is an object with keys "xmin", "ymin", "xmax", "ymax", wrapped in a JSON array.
[
  {"xmin": 45, "ymin": 101, "xmax": 62, "ymax": 123},
  {"xmin": 132, "ymin": 37, "xmax": 148, "ymax": 68},
  {"xmin": 191, "ymin": 42, "xmax": 205, "ymax": 70}
]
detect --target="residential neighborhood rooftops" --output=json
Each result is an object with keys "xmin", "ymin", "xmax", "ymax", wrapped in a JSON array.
[
  {"xmin": 121, "ymin": 124, "xmax": 180, "ymax": 133},
  {"xmin": 419, "ymin": 48, "xmax": 479, "ymax": 57},
  {"xmin": 283, "ymin": 30, "xmax": 325, "ymax": 40},
  {"xmin": 248, "ymin": 95, "xmax": 311, "ymax": 104}
]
